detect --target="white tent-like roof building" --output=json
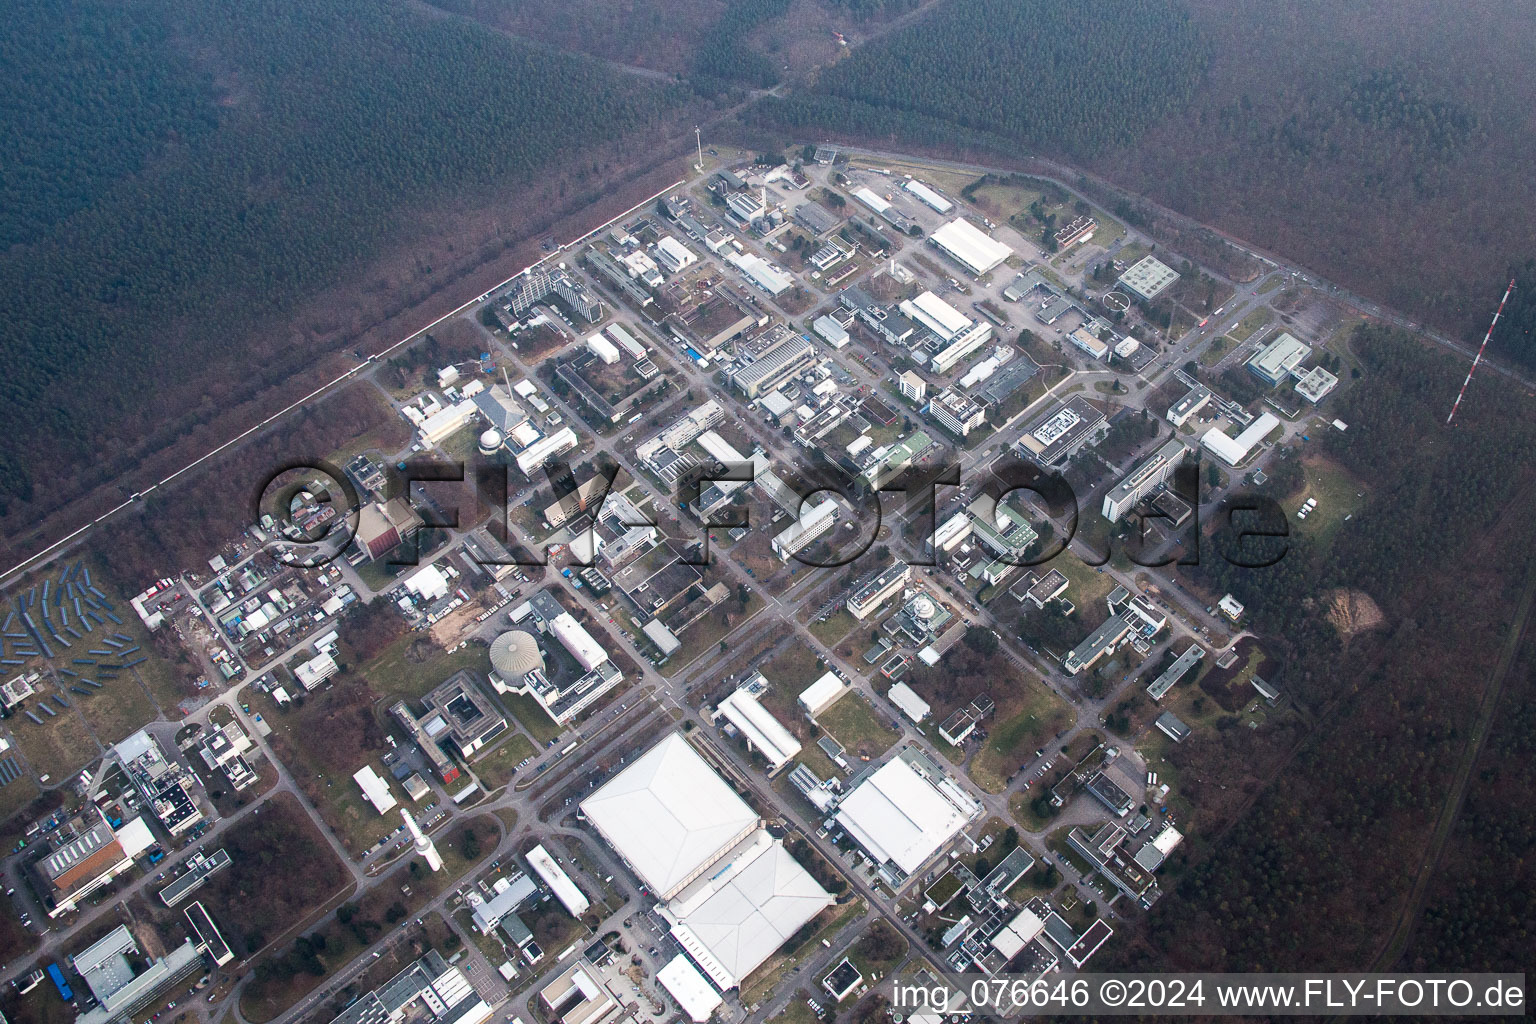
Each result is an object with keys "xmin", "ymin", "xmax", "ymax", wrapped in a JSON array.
[
  {"xmin": 580, "ymin": 734, "xmax": 758, "ymax": 900},
  {"xmin": 660, "ymin": 831, "xmax": 833, "ymax": 991}
]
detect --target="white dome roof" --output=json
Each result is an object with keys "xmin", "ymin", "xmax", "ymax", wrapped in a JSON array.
[
  {"xmin": 490, "ymin": 629, "xmax": 543, "ymax": 677},
  {"xmin": 912, "ymin": 596, "xmax": 936, "ymax": 620}
]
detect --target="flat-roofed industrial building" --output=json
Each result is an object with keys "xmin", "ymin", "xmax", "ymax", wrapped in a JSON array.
[
  {"xmin": 929, "ymin": 219, "xmax": 1013, "ymax": 276},
  {"xmin": 1117, "ymin": 256, "xmax": 1179, "ymax": 301},
  {"xmin": 1246, "ymin": 332, "xmax": 1310, "ymax": 386},
  {"xmin": 1013, "ymin": 397, "xmax": 1106, "ymax": 466}
]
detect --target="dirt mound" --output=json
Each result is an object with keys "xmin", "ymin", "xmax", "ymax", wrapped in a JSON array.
[{"xmin": 1326, "ymin": 588, "xmax": 1385, "ymax": 636}]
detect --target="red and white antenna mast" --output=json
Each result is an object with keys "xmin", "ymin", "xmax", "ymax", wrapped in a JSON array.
[{"xmin": 1446, "ymin": 278, "xmax": 1516, "ymax": 425}]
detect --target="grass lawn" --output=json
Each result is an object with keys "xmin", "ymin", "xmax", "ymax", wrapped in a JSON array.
[
  {"xmin": 472, "ymin": 731, "xmax": 538, "ymax": 791},
  {"xmin": 355, "ymin": 557, "xmax": 408, "ymax": 594},
  {"xmin": 815, "ymin": 693, "xmax": 899, "ymax": 761},
  {"xmin": 1087, "ymin": 209, "xmax": 1126, "ymax": 248},
  {"xmin": 811, "ymin": 607, "xmax": 860, "ymax": 647},
  {"xmin": 1289, "ymin": 455, "xmax": 1367, "ymax": 552},
  {"xmin": 765, "ymin": 1001, "xmax": 819, "ymax": 1024},
  {"xmin": 1228, "ymin": 307, "xmax": 1274, "ymax": 342},
  {"xmin": 1009, "ymin": 791, "xmax": 1061, "ymax": 834},
  {"xmin": 497, "ymin": 691, "xmax": 562, "ymax": 745},
  {"xmin": 8, "ymin": 706, "xmax": 99, "ymax": 784},
  {"xmin": 968, "ymin": 687, "xmax": 1076, "ymax": 793},
  {"xmin": 355, "ymin": 633, "xmax": 491, "ymax": 705},
  {"xmin": 760, "ymin": 643, "xmax": 828, "ymax": 709},
  {"xmin": 1041, "ymin": 551, "xmax": 1116, "ymax": 618},
  {"xmin": 1199, "ymin": 336, "xmax": 1235, "ymax": 368},
  {"xmin": 0, "ymin": 775, "xmax": 41, "ymax": 826}
]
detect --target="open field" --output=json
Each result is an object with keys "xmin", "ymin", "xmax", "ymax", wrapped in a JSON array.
[
  {"xmin": 471, "ymin": 731, "xmax": 538, "ymax": 791},
  {"xmin": 0, "ymin": 775, "xmax": 42, "ymax": 827},
  {"xmin": 1228, "ymin": 307, "xmax": 1274, "ymax": 342},
  {"xmin": 968, "ymin": 687, "xmax": 1076, "ymax": 793},
  {"xmin": 7, "ymin": 705, "xmax": 99, "ymax": 785},
  {"xmin": 356, "ymin": 632, "xmax": 491, "ymax": 705},
  {"xmin": 815, "ymin": 693, "xmax": 899, "ymax": 762},
  {"xmin": 259, "ymin": 680, "xmax": 404, "ymax": 855},
  {"xmin": 73, "ymin": 671, "xmax": 160, "ymax": 747},
  {"xmin": 1288, "ymin": 454, "xmax": 1368, "ymax": 553},
  {"xmin": 241, "ymin": 816, "xmax": 495, "ymax": 1022}
]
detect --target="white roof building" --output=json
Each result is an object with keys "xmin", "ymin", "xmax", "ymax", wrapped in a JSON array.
[
  {"xmin": 114, "ymin": 817, "xmax": 156, "ymax": 860},
  {"xmin": 656, "ymin": 236, "xmax": 698, "ymax": 275},
  {"xmin": 835, "ymin": 756, "xmax": 979, "ymax": 876},
  {"xmin": 660, "ymin": 831, "xmax": 832, "ymax": 990},
  {"xmin": 294, "ymin": 651, "xmax": 338, "ymax": 691},
  {"xmin": 354, "ymin": 766, "xmax": 398, "ymax": 815},
  {"xmin": 813, "ymin": 315, "xmax": 849, "ymax": 348},
  {"xmin": 903, "ymin": 180, "xmax": 952, "ymax": 213},
  {"xmin": 885, "ymin": 682, "xmax": 930, "ymax": 724},
  {"xmin": 418, "ymin": 400, "xmax": 478, "ymax": 446},
  {"xmin": 1201, "ymin": 412, "xmax": 1280, "ymax": 467},
  {"xmin": 1118, "ymin": 255, "xmax": 1180, "ymax": 301},
  {"xmin": 527, "ymin": 843, "xmax": 591, "ymax": 917},
  {"xmin": 717, "ymin": 688, "xmax": 802, "ymax": 773},
  {"xmin": 580, "ymin": 734, "xmax": 758, "ymax": 900},
  {"xmin": 851, "ymin": 187, "xmax": 891, "ymax": 214},
  {"xmin": 990, "ymin": 907, "xmax": 1045, "ymax": 959},
  {"xmin": 606, "ymin": 323, "xmax": 647, "ymax": 360},
  {"xmin": 587, "ymin": 333, "xmax": 621, "ymax": 365},
  {"xmin": 657, "ymin": 956, "xmax": 723, "ymax": 1023},
  {"xmin": 798, "ymin": 672, "xmax": 847, "ymax": 718},
  {"xmin": 726, "ymin": 252, "xmax": 792, "ymax": 296},
  {"xmin": 405, "ymin": 564, "xmax": 451, "ymax": 602},
  {"xmin": 515, "ymin": 426, "xmax": 579, "ymax": 476},
  {"xmin": 899, "ymin": 291, "xmax": 972, "ymax": 341},
  {"xmin": 548, "ymin": 611, "xmax": 606, "ymax": 673},
  {"xmin": 930, "ymin": 219, "xmax": 1012, "ymax": 276}
]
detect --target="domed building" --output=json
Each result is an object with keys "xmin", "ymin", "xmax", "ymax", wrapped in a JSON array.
[
  {"xmin": 478, "ymin": 428, "xmax": 505, "ymax": 456},
  {"xmin": 489, "ymin": 629, "xmax": 543, "ymax": 681}
]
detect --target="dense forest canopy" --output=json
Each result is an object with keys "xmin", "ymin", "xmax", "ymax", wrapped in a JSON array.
[
  {"xmin": 0, "ymin": 0, "xmax": 689, "ymax": 512},
  {"xmin": 0, "ymin": 0, "xmax": 216, "ymax": 249},
  {"xmin": 1487, "ymin": 258, "xmax": 1536, "ymax": 373},
  {"xmin": 762, "ymin": 0, "xmax": 1209, "ymax": 157}
]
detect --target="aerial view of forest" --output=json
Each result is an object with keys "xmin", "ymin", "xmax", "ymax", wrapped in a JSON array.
[{"xmin": 0, "ymin": 0, "xmax": 696, "ymax": 528}]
